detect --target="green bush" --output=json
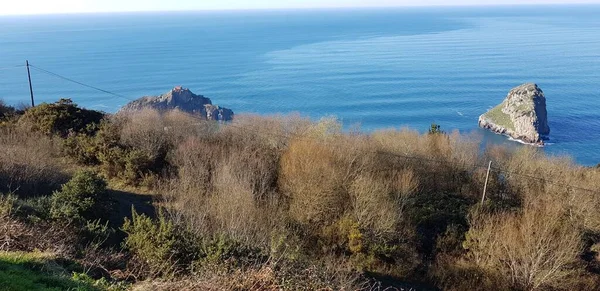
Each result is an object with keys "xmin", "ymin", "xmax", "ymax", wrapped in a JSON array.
[
  {"xmin": 63, "ymin": 133, "xmax": 99, "ymax": 165},
  {"xmin": 407, "ymin": 191, "xmax": 474, "ymax": 257},
  {"xmin": 199, "ymin": 235, "xmax": 265, "ymax": 267},
  {"xmin": 63, "ymin": 119, "xmax": 122, "ymax": 166},
  {"xmin": 71, "ymin": 272, "xmax": 129, "ymax": 291},
  {"xmin": 123, "ymin": 150, "xmax": 155, "ymax": 185},
  {"xmin": 15, "ymin": 196, "xmax": 52, "ymax": 223},
  {"xmin": 50, "ymin": 170, "xmax": 107, "ymax": 222},
  {"xmin": 18, "ymin": 98, "xmax": 104, "ymax": 137},
  {"xmin": 428, "ymin": 123, "xmax": 445, "ymax": 135},
  {"xmin": 64, "ymin": 118, "xmax": 169, "ymax": 186},
  {"xmin": 0, "ymin": 193, "xmax": 18, "ymax": 217},
  {"xmin": 83, "ymin": 219, "xmax": 115, "ymax": 249},
  {"xmin": 122, "ymin": 208, "xmax": 199, "ymax": 277},
  {"xmin": 96, "ymin": 147, "xmax": 156, "ymax": 186}
]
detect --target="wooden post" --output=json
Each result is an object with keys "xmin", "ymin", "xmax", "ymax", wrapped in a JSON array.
[
  {"xmin": 481, "ymin": 161, "xmax": 492, "ymax": 205},
  {"xmin": 26, "ymin": 60, "xmax": 34, "ymax": 107}
]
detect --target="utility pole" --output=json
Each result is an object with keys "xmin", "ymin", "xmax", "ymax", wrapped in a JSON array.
[
  {"xmin": 26, "ymin": 60, "xmax": 34, "ymax": 107},
  {"xmin": 481, "ymin": 161, "xmax": 492, "ymax": 205}
]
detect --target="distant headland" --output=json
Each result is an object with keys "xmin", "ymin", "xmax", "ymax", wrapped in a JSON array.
[{"xmin": 119, "ymin": 86, "xmax": 234, "ymax": 121}]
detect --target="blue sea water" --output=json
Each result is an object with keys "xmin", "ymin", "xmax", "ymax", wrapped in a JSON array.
[{"xmin": 0, "ymin": 5, "xmax": 599, "ymax": 165}]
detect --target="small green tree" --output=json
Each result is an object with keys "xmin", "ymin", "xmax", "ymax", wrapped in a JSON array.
[
  {"xmin": 50, "ymin": 170, "xmax": 107, "ymax": 222},
  {"xmin": 428, "ymin": 123, "xmax": 444, "ymax": 135}
]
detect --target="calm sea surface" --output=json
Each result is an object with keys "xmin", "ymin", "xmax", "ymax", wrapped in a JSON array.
[{"xmin": 0, "ymin": 5, "xmax": 599, "ymax": 165}]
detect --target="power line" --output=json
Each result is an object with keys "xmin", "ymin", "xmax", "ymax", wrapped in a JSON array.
[
  {"xmin": 490, "ymin": 166, "xmax": 598, "ymax": 194},
  {"xmin": 26, "ymin": 63, "xmax": 600, "ymax": 195},
  {"xmin": 29, "ymin": 65, "xmax": 136, "ymax": 102},
  {"xmin": 0, "ymin": 65, "xmax": 25, "ymax": 71}
]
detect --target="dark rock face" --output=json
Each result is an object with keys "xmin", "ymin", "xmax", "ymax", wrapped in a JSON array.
[
  {"xmin": 120, "ymin": 86, "xmax": 233, "ymax": 121},
  {"xmin": 479, "ymin": 83, "xmax": 549, "ymax": 144}
]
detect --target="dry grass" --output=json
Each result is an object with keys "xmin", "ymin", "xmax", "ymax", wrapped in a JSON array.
[
  {"xmin": 0, "ymin": 127, "xmax": 66, "ymax": 195},
  {"xmin": 131, "ymin": 259, "xmax": 369, "ymax": 291}
]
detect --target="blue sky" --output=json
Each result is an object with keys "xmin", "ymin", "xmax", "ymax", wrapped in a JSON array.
[{"xmin": 1, "ymin": 0, "xmax": 599, "ymax": 15}]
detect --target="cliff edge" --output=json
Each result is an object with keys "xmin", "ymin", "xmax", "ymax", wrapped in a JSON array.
[
  {"xmin": 478, "ymin": 83, "xmax": 549, "ymax": 145},
  {"xmin": 119, "ymin": 86, "xmax": 233, "ymax": 121}
]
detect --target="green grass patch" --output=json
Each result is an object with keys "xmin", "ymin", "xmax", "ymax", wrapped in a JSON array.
[
  {"xmin": 482, "ymin": 103, "xmax": 515, "ymax": 131},
  {"xmin": 0, "ymin": 251, "xmax": 99, "ymax": 291}
]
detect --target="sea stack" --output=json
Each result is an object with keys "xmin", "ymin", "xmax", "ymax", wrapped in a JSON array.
[
  {"xmin": 120, "ymin": 86, "xmax": 234, "ymax": 121},
  {"xmin": 478, "ymin": 83, "xmax": 549, "ymax": 145}
]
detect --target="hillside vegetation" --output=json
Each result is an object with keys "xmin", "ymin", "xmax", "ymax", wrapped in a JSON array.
[{"xmin": 0, "ymin": 99, "xmax": 599, "ymax": 290}]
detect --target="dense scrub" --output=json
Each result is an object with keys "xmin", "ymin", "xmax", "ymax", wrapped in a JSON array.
[{"xmin": 0, "ymin": 99, "xmax": 599, "ymax": 290}]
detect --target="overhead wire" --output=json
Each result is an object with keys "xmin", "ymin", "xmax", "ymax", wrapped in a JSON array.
[{"xmin": 0, "ymin": 64, "xmax": 25, "ymax": 71}]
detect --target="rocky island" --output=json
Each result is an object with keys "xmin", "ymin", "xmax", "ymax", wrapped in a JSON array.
[
  {"xmin": 478, "ymin": 83, "xmax": 549, "ymax": 145},
  {"xmin": 120, "ymin": 86, "xmax": 234, "ymax": 121}
]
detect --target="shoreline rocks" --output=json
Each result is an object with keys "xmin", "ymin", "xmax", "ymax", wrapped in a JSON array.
[
  {"xmin": 478, "ymin": 83, "xmax": 549, "ymax": 145},
  {"xmin": 119, "ymin": 86, "xmax": 233, "ymax": 121}
]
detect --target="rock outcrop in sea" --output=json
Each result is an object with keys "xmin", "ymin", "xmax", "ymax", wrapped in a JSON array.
[
  {"xmin": 120, "ymin": 86, "xmax": 234, "ymax": 121},
  {"xmin": 478, "ymin": 83, "xmax": 549, "ymax": 145}
]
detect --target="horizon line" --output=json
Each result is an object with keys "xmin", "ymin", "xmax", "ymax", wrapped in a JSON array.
[{"xmin": 1, "ymin": 2, "xmax": 599, "ymax": 17}]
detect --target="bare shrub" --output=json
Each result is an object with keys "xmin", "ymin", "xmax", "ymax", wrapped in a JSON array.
[
  {"xmin": 164, "ymin": 116, "xmax": 286, "ymax": 251},
  {"xmin": 348, "ymin": 169, "xmax": 418, "ymax": 239},
  {"xmin": 371, "ymin": 128, "xmax": 483, "ymax": 196},
  {"xmin": 133, "ymin": 114, "xmax": 599, "ymax": 289},
  {"xmin": 120, "ymin": 109, "xmax": 168, "ymax": 160},
  {"xmin": 464, "ymin": 203, "xmax": 583, "ymax": 290},
  {"xmin": 227, "ymin": 113, "xmax": 311, "ymax": 151},
  {"xmin": 0, "ymin": 127, "xmax": 66, "ymax": 195},
  {"xmin": 349, "ymin": 174, "xmax": 396, "ymax": 238},
  {"xmin": 207, "ymin": 157, "xmax": 270, "ymax": 247},
  {"xmin": 279, "ymin": 138, "xmax": 349, "ymax": 226},
  {"xmin": 162, "ymin": 109, "xmax": 217, "ymax": 144}
]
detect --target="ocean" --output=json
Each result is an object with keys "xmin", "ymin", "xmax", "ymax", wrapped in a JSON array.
[{"xmin": 0, "ymin": 5, "xmax": 599, "ymax": 165}]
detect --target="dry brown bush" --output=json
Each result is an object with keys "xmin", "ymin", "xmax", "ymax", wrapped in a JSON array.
[
  {"xmin": 162, "ymin": 115, "xmax": 289, "ymax": 250},
  {"xmin": 133, "ymin": 113, "xmax": 600, "ymax": 289},
  {"xmin": 227, "ymin": 113, "xmax": 311, "ymax": 151},
  {"xmin": 120, "ymin": 109, "xmax": 168, "ymax": 160},
  {"xmin": 465, "ymin": 203, "xmax": 584, "ymax": 290},
  {"xmin": 279, "ymin": 137, "xmax": 349, "ymax": 226},
  {"xmin": 348, "ymin": 169, "xmax": 418, "ymax": 239},
  {"xmin": 0, "ymin": 215, "xmax": 78, "ymax": 255},
  {"xmin": 0, "ymin": 127, "xmax": 66, "ymax": 195},
  {"xmin": 371, "ymin": 128, "xmax": 485, "ymax": 197},
  {"xmin": 162, "ymin": 109, "xmax": 218, "ymax": 144}
]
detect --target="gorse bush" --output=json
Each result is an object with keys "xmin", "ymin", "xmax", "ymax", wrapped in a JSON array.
[
  {"xmin": 122, "ymin": 208, "xmax": 199, "ymax": 277},
  {"xmin": 50, "ymin": 170, "xmax": 107, "ymax": 222},
  {"xmin": 0, "ymin": 194, "xmax": 18, "ymax": 217},
  {"xmin": 64, "ymin": 110, "xmax": 173, "ymax": 186},
  {"xmin": 18, "ymin": 98, "xmax": 104, "ymax": 137}
]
